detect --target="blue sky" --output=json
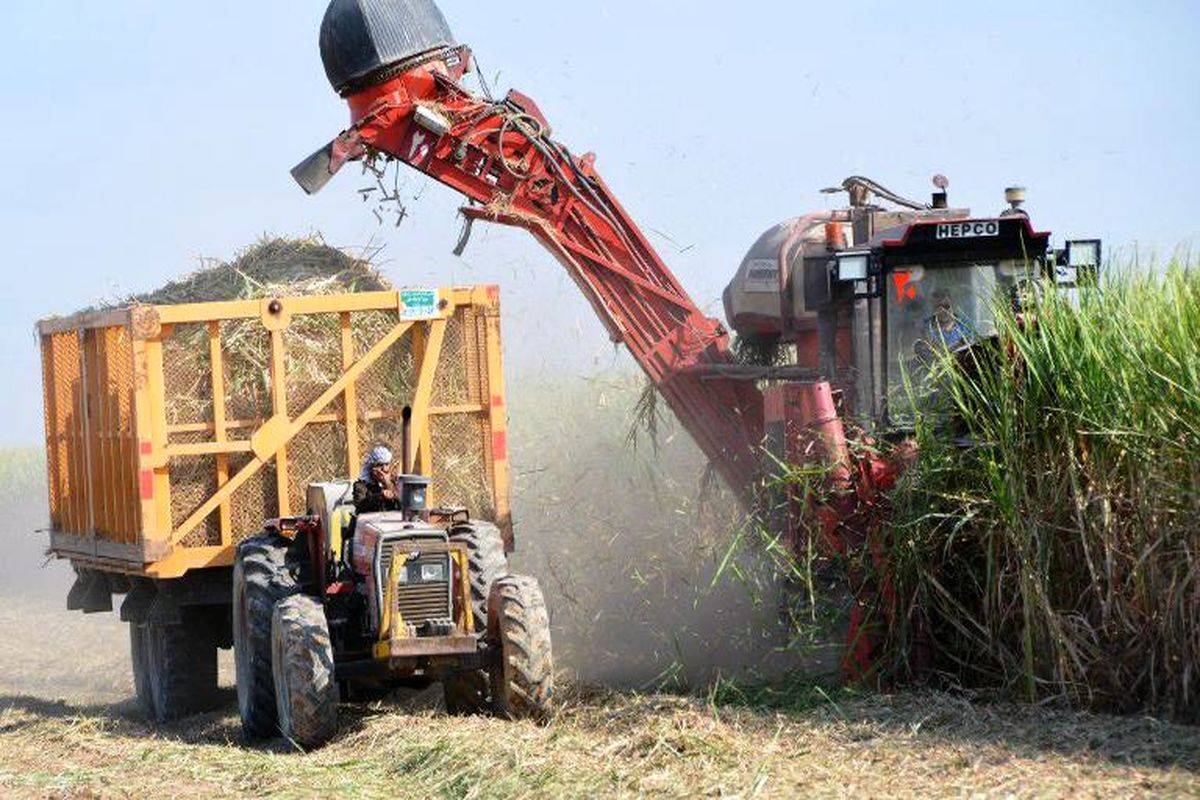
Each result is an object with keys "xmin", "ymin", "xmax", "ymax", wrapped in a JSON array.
[{"xmin": 1, "ymin": 1, "xmax": 1197, "ymax": 443}]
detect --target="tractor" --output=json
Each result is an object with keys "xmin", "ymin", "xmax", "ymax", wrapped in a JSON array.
[{"xmin": 232, "ymin": 410, "xmax": 553, "ymax": 748}]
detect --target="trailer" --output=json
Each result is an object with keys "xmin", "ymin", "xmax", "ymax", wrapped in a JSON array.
[{"xmin": 38, "ymin": 285, "xmax": 515, "ymax": 723}]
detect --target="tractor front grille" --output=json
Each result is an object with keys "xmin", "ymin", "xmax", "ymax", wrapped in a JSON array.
[
  {"xmin": 377, "ymin": 538, "xmax": 453, "ymax": 626},
  {"xmin": 396, "ymin": 574, "xmax": 452, "ymax": 622}
]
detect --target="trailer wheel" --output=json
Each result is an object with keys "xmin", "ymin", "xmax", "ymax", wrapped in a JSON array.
[
  {"xmin": 488, "ymin": 575, "xmax": 554, "ymax": 721},
  {"xmin": 449, "ymin": 521, "xmax": 507, "ymax": 632},
  {"xmin": 271, "ymin": 595, "xmax": 338, "ymax": 750},
  {"xmin": 442, "ymin": 669, "xmax": 490, "ymax": 715},
  {"xmin": 233, "ymin": 534, "xmax": 300, "ymax": 739},
  {"xmin": 142, "ymin": 621, "xmax": 220, "ymax": 722},
  {"xmin": 129, "ymin": 623, "xmax": 153, "ymax": 717}
]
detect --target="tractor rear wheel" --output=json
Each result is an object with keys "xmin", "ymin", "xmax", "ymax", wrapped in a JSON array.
[
  {"xmin": 445, "ymin": 522, "xmax": 506, "ymax": 715},
  {"xmin": 271, "ymin": 595, "xmax": 338, "ymax": 750},
  {"xmin": 488, "ymin": 575, "xmax": 554, "ymax": 721},
  {"xmin": 449, "ymin": 521, "xmax": 507, "ymax": 632},
  {"xmin": 233, "ymin": 533, "xmax": 300, "ymax": 739}
]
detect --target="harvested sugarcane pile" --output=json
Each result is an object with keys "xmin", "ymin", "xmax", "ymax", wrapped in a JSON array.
[
  {"xmin": 132, "ymin": 236, "xmax": 401, "ymax": 428},
  {"xmin": 126, "ymin": 235, "xmax": 391, "ymax": 305},
  {"xmin": 125, "ymin": 237, "xmax": 434, "ymax": 545}
]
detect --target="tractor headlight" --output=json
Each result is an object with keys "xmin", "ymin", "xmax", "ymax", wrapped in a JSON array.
[{"xmin": 421, "ymin": 562, "xmax": 446, "ymax": 582}]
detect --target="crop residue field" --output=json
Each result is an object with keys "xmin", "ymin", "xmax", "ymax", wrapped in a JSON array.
[{"xmin": 0, "ymin": 402, "xmax": 1198, "ymax": 798}]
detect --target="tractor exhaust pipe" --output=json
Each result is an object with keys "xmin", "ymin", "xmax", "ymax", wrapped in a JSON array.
[{"xmin": 401, "ymin": 405, "xmax": 413, "ymax": 475}]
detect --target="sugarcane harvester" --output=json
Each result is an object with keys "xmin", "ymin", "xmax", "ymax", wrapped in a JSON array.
[{"xmin": 295, "ymin": 0, "xmax": 1102, "ymax": 682}]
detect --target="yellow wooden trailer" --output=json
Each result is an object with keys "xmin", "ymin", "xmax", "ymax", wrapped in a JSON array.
[{"xmin": 38, "ymin": 285, "xmax": 511, "ymax": 586}]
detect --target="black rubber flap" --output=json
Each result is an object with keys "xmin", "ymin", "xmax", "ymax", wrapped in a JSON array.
[{"xmin": 320, "ymin": 0, "xmax": 456, "ymax": 95}]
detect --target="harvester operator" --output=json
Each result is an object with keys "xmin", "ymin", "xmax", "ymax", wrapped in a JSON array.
[
  {"xmin": 924, "ymin": 288, "xmax": 974, "ymax": 351},
  {"xmin": 353, "ymin": 445, "xmax": 403, "ymax": 513}
]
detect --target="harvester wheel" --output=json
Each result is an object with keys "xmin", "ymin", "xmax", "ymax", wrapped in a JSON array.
[
  {"xmin": 442, "ymin": 669, "xmax": 490, "ymax": 715},
  {"xmin": 488, "ymin": 575, "xmax": 554, "ymax": 721},
  {"xmin": 233, "ymin": 534, "xmax": 301, "ymax": 739},
  {"xmin": 449, "ymin": 520, "xmax": 507, "ymax": 632},
  {"xmin": 271, "ymin": 595, "xmax": 338, "ymax": 750}
]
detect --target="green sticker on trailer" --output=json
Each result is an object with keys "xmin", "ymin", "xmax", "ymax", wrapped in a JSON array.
[{"xmin": 399, "ymin": 288, "xmax": 440, "ymax": 320}]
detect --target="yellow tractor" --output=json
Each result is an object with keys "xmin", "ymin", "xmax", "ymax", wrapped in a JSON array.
[{"xmin": 233, "ymin": 409, "xmax": 553, "ymax": 747}]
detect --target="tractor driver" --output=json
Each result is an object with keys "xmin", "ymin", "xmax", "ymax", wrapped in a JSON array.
[
  {"xmin": 924, "ymin": 288, "xmax": 973, "ymax": 351},
  {"xmin": 352, "ymin": 445, "xmax": 403, "ymax": 514}
]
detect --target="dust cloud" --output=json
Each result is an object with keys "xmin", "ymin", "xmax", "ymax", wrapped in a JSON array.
[
  {"xmin": 506, "ymin": 374, "xmax": 840, "ymax": 690},
  {"xmin": 0, "ymin": 372, "xmax": 837, "ymax": 707},
  {"xmin": 0, "ymin": 476, "xmax": 132, "ymax": 704}
]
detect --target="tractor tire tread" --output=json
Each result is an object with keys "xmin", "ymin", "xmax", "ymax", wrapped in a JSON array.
[
  {"xmin": 489, "ymin": 575, "xmax": 553, "ymax": 722},
  {"xmin": 272, "ymin": 595, "xmax": 338, "ymax": 750},
  {"xmin": 234, "ymin": 534, "xmax": 300, "ymax": 739},
  {"xmin": 449, "ymin": 521, "xmax": 507, "ymax": 633},
  {"xmin": 131, "ymin": 620, "xmax": 219, "ymax": 723},
  {"xmin": 129, "ymin": 623, "xmax": 153, "ymax": 718}
]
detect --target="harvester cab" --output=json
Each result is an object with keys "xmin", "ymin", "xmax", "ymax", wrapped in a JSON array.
[{"xmin": 724, "ymin": 176, "xmax": 1103, "ymax": 431}]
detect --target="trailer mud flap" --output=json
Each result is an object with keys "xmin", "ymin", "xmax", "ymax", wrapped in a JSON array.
[
  {"xmin": 120, "ymin": 579, "xmax": 156, "ymax": 623},
  {"xmin": 66, "ymin": 569, "xmax": 113, "ymax": 614}
]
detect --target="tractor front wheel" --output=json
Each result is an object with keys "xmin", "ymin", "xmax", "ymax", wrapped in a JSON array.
[
  {"xmin": 488, "ymin": 575, "xmax": 554, "ymax": 721},
  {"xmin": 271, "ymin": 595, "xmax": 338, "ymax": 750}
]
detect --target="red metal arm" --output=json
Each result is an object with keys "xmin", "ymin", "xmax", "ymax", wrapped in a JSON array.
[{"xmin": 320, "ymin": 50, "xmax": 763, "ymax": 500}]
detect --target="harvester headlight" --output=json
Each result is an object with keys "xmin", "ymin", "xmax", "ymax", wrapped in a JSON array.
[
  {"xmin": 1066, "ymin": 239, "xmax": 1101, "ymax": 270},
  {"xmin": 1061, "ymin": 239, "xmax": 1102, "ymax": 285},
  {"xmin": 834, "ymin": 251, "xmax": 870, "ymax": 282}
]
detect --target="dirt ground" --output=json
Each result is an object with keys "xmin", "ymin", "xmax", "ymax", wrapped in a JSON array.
[
  {"xmin": 0, "ymin": 608, "xmax": 1195, "ymax": 799},
  {"xmin": 0, "ymin": 502, "xmax": 1196, "ymax": 797}
]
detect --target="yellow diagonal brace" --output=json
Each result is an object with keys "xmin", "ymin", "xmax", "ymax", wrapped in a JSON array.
[
  {"xmin": 408, "ymin": 318, "xmax": 446, "ymax": 473},
  {"xmin": 167, "ymin": 318, "xmax": 415, "ymax": 547}
]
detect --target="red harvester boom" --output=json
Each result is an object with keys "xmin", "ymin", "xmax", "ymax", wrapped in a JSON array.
[{"xmin": 295, "ymin": 43, "xmax": 764, "ymax": 502}]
